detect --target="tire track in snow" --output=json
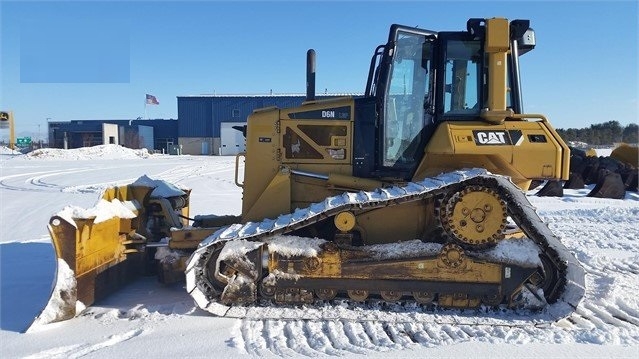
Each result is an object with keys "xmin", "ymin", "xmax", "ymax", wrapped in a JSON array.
[
  {"xmin": 240, "ymin": 319, "xmax": 268, "ymax": 355},
  {"xmin": 345, "ymin": 320, "xmax": 378, "ymax": 350},
  {"xmin": 263, "ymin": 319, "xmax": 297, "ymax": 356},
  {"xmin": 283, "ymin": 320, "xmax": 319, "ymax": 356},
  {"xmin": 0, "ymin": 168, "xmax": 92, "ymax": 192},
  {"xmin": 302, "ymin": 320, "xmax": 340, "ymax": 355},
  {"xmin": 362, "ymin": 321, "xmax": 398, "ymax": 349},
  {"xmin": 238, "ymin": 309, "xmax": 639, "ymax": 357},
  {"xmin": 538, "ymin": 205, "xmax": 639, "ymax": 331},
  {"xmin": 405, "ymin": 322, "xmax": 434, "ymax": 345},
  {"xmin": 235, "ymin": 319, "xmax": 478, "ymax": 356},
  {"xmin": 0, "ymin": 160, "xmax": 236, "ymax": 194},
  {"xmin": 24, "ymin": 329, "xmax": 144, "ymax": 358}
]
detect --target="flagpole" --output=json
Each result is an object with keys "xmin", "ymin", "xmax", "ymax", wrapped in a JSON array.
[{"xmin": 144, "ymin": 100, "xmax": 147, "ymax": 120}]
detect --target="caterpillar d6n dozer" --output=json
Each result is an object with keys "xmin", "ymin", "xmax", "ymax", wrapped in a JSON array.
[{"xmin": 39, "ymin": 18, "xmax": 585, "ymax": 326}]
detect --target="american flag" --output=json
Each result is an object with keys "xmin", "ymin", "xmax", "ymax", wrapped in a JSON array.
[{"xmin": 145, "ymin": 94, "xmax": 159, "ymax": 105}]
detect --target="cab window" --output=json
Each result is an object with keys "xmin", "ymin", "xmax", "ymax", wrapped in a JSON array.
[{"xmin": 443, "ymin": 40, "xmax": 482, "ymax": 116}]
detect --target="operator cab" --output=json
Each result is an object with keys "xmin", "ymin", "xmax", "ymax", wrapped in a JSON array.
[{"xmin": 353, "ymin": 19, "xmax": 535, "ymax": 180}]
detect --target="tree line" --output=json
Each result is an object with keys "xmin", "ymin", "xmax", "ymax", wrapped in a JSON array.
[{"xmin": 556, "ymin": 121, "xmax": 638, "ymax": 146}]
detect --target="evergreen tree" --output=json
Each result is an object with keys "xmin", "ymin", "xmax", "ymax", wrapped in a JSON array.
[
  {"xmin": 557, "ymin": 120, "xmax": 636, "ymax": 145},
  {"xmin": 622, "ymin": 123, "xmax": 638, "ymax": 143}
]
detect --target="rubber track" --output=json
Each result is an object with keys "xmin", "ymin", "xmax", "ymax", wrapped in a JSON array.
[{"xmin": 185, "ymin": 169, "xmax": 585, "ymax": 324}]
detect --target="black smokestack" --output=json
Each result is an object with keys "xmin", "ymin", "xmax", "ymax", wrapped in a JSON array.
[{"xmin": 306, "ymin": 49, "xmax": 316, "ymax": 101}]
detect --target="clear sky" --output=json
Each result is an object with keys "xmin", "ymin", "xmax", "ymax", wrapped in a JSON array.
[{"xmin": 1, "ymin": 0, "xmax": 637, "ymax": 141}]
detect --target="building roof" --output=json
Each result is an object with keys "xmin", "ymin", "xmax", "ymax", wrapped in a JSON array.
[{"xmin": 177, "ymin": 92, "xmax": 363, "ymax": 98}]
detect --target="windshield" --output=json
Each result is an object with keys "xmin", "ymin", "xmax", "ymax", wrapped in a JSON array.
[{"xmin": 383, "ymin": 32, "xmax": 432, "ymax": 168}]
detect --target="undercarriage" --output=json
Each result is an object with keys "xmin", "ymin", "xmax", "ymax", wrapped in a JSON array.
[{"xmin": 185, "ymin": 169, "xmax": 585, "ymax": 322}]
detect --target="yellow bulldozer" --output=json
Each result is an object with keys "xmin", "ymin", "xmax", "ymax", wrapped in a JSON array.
[{"xmin": 39, "ymin": 18, "xmax": 585, "ymax": 325}]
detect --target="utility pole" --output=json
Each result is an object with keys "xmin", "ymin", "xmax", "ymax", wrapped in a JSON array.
[{"xmin": 45, "ymin": 118, "xmax": 51, "ymax": 148}]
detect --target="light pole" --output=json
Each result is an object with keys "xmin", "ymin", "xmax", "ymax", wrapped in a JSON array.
[{"xmin": 45, "ymin": 118, "xmax": 51, "ymax": 148}]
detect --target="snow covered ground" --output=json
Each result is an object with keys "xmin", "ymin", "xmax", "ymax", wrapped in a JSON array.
[{"xmin": 1, "ymin": 145, "xmax": 638, "ymax": 358}]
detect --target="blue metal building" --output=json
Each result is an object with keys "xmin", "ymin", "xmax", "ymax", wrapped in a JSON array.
[
  {"xmin": 176, "ymin": 94, "xmax": 351, "ymax": 155},
  {"xmin": 45, "ymin": 94, "xmax": 359, "ymax": 155},
  {"xmin": 48, "ymin": 119, "xmax": 178, "ymax": 152}
]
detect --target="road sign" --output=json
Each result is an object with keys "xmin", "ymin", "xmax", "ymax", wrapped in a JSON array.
[
  {"xmin": 16, "ymin": 137, "xmax": 32, "ymax": 147},
  {"xmin": 0, "ymin": 111, "xmax": 9, "ymax": 129}
]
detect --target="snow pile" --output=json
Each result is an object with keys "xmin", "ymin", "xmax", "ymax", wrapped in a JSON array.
[
  {"xmin": 23, "ymin": 144, "xmax": 152, "ymax": 160},
  {"xmin": 0, "ymin": 145, "xmax": 21, "ymax": 155}
]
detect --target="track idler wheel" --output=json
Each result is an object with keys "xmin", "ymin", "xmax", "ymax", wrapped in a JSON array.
[
  {"xmin": 439, "ymin": 185, "xmax": 507, "ymax": 248},
  {"xmin": 199, "ymin": 243, "xmax": 229, "ymax": 298},
  {"xmin": 206, "ymin": 243, "xmax": 263, "ymax": 305}
]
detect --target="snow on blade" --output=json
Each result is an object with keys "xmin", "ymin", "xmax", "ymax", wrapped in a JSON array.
[
  {"xmin": 54, "ymin": 174, "xmax": 187, "ymax": 228},
  {"xmin": 28, "ymin": 259, "xmax": 82, "ymax": 330},
  {"xmin": 132, "ymin": 174, "xmax": 188, "ymax": 197},
  {"xmin": 55, "ymin": 198, "xmax": 138, "ymax": 226}
]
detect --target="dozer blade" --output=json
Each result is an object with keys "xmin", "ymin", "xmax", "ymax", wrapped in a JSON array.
[
  {"xmin": 535, "ymin": 179, "xmax": 564, "ymax": 197},
  {"xmin": 621, "ymin": 168, "xmax": 638, "ymax": 192},
  {"xmin": 32, "ymin": 176, "xmax": 190, "ymax": 327},
  {"xmin": 563, "ymin": 172, "xmax": 585, "ymax": 189},
  {"xmin": 588, "ymin": 169, "xmax": 626, "ymax": 199}
]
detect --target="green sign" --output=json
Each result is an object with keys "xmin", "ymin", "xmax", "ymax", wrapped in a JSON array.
[{"xmin": 16, "ymin": 137, "xmax": 32, "ymax": 147}]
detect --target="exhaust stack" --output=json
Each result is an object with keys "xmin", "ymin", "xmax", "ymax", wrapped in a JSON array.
[{"xmin": 306, "ymin": 49, "xmax": 316, "ymax": 101}]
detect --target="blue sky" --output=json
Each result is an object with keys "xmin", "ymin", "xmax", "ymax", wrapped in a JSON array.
[{"xmin": 1, "ymin": 0, "xmax": 637, "ymax": 141}]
